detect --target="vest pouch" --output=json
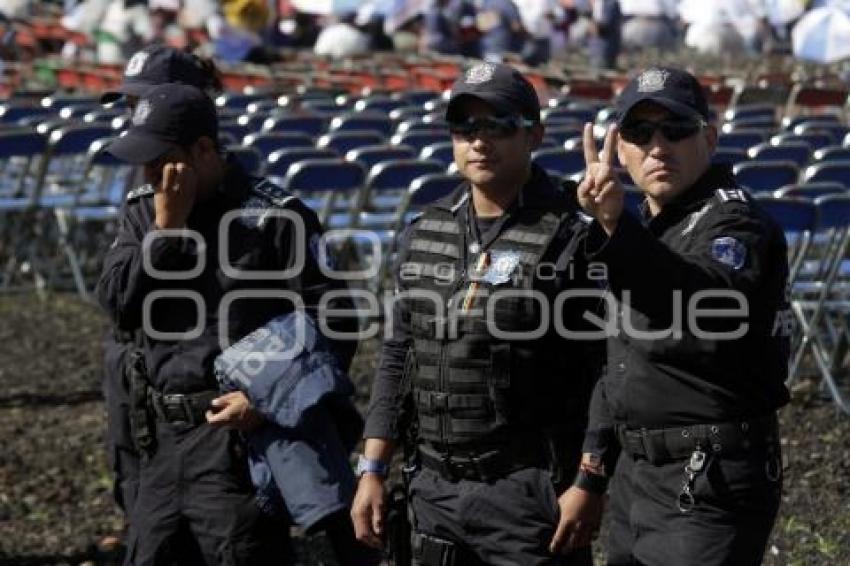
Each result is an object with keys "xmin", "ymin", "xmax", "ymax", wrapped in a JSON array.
[{"xmin": 488, "ymin": 343, "xmax": 512, "ymax": 427}]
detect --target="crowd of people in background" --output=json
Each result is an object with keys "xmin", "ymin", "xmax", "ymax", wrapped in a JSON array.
[{"xmin": 0, "ymin": 0, "xmax": 848, "ymax": 70}]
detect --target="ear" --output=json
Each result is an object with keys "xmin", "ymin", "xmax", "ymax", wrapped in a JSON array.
[
  {"xmin": 192, "ymin": 136, "xmax": 218, "ymax": 160},
  {"xmin": 528, "ymin": 122, "xmax": 544, "ymax": 151}
]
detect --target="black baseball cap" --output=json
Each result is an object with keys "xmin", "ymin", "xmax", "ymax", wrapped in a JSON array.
[
  {"xmin": 446, "ymin": 62, "xmax": 541, "ymax": 123},
  {"xmin": 107, "ymin": 84, "xmax": 218, "ymax": 165},
  {"xmin": 100, "ymin": 44, "xmax": 211, "ymax": 104},
  {"xmin": 616, "ymin": 67, "xmax": 710, "ymax": 125}
]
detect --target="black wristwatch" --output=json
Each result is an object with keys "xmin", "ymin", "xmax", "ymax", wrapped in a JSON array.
[{"xmin": 574, "ymin": 469, "xmax": 609, "ymax": 495}]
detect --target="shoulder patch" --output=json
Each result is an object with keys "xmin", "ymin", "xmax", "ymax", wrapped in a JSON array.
[
  {"xmin": 711, "ymin": 236, "xmax": 747, "ymax": 270},
  {"xmin": 126, "ymin": 184, "xmax": 155, "ymax": 201},
  {"xmin": 251, "ymin": 178, "xmax": 294, "ymax": 204},
  {"xmin": 716, "ymin": 188, "xmax": 749, "ymax": 203}
]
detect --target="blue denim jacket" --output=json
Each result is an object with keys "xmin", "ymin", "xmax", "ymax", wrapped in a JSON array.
[{"xmin": 214, "ymin": 311, "xmax": 362, "ymax": 528}]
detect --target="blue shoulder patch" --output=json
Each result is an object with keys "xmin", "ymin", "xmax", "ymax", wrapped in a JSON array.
[{"xmin": 711, "ymin": 236, "xmax": 747, "ymax": 270}]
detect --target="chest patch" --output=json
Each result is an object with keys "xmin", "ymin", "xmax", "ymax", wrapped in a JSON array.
[{"xmin": 482, "ymin": 250, "xmax": 521, "ymax": 285}]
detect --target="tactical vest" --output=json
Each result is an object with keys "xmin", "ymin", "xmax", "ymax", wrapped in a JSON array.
[{"xmin": 400, "ymin": 191, "xmax": 582, "ymax": 449}]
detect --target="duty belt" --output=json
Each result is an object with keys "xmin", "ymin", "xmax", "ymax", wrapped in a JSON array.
[
  {"xmin": 617, "ymin": 415, "xmax": 779, "ymax": 465},
  {"xmin": 148, "ymin": 389, "xmax": 218, "ymax": 426},
  {"xmin": 418, "ymin": 440, "xmax": 548, "ymax": 483}
]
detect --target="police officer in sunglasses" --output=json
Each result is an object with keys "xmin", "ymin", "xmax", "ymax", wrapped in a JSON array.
[
  {"xmin": 571, "ymin": 67, "xmax": 791, "ymax": 565},
  {"xmin": 352, "ymin": 62, "xmax": 605, "ymax": 565}
]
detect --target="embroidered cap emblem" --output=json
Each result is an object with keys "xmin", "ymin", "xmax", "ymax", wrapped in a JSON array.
[
  {"xmin": 465, "ymin": 62, "xmax": 496, "ymax": 85},
  {"xmin": 125, "ymin": 52, "xmax": 149, "ymax": 77},
  {"xmin": 637, "ymin": 68, "xmax": 669, "ymax": 93},
  {"xmin": 132, "ymin": 100, "xmax": 152, "ymax": 125}
]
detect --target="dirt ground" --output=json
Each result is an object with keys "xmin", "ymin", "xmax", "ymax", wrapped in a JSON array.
[{"xmin": 0, "ymin": 293, "xmax": 848, "ymax": 565}]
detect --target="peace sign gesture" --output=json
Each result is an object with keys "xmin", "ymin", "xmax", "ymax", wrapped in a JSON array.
[{"xmin": 577, "ymin": 123, "xmax": 624, "ymax": 235}]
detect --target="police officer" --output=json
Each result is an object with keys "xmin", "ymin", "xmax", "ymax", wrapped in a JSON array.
[
  {"xmin": 572, "ymin": 67, "xmax": 791, "ymax": 565},
  {"xmin": 98, "ymin": 43, "xmax": 222, "ymax": 526},
  {"xmin": 95, "ymin": 83, "xmax": 360, "ymax": 565},
  {"xmin": 351, "ymin": 62, "xmax": 603, "ymax": 565}
]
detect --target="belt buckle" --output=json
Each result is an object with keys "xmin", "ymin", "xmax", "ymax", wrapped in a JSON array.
[{"xmin": 164, "ymin": 393, "xmax": 195, "ymax": 425}]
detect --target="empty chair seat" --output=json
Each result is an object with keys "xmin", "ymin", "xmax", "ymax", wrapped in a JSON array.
[{"xmin": 733, "ymin": 160, "xmax": 799, "ymax": 194}]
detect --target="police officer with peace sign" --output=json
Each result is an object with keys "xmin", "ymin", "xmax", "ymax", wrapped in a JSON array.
[{"xmin": 566, "ymin": 67, "xmax": 792, "ymax": 565}]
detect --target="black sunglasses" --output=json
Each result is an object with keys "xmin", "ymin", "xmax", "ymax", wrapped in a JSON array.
[
  {"xmin": 619, "ymin": 118, "xmax": 706, "ymax": 145},
  {"xmin": 448, "ymin": 115, "xmax": 536, "ymax": 139}
]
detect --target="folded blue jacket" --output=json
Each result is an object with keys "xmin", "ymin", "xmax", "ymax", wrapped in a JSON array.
[{"xmin": 214, "ymin": 311, "xmax": 362, "ymax": 528}]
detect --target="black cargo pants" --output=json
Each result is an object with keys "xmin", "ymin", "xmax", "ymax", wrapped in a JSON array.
[
  {"xmin": 606, "ymin": 445, "xmax": 782, "ymax": 566},
  {"xmin": 125, "ymin": 422, "xmax": 291, "ymax": 566},
  {"xmin": 409, "ymin": 466, "xmax": 593, "ymax": 566}
]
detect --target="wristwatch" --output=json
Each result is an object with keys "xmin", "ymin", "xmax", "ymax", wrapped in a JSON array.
[{"xmin": 356, "ymin": 455, "xmax": 390, "ymax": 478}]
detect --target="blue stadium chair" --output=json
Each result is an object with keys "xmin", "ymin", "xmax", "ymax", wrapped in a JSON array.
[
  {"xmin": 245, "ymin": 100, "xmax": 280, "ymax": 115},
  {"xmin": 227, "ymin": 146, "xmax": 263, "ymax": 175},
  {"xmin": 733, "ymin": 160, "xmax": 799, "ymax": 194},
  {"xmin": 787, "ymin": 194, "xmax": 850, "ymax": 413},
  {"xmin": 543, "ymin": 107, "xmax": 594, "ymax": 124},
  {"xmin": 360, "ymin": 159, "xmax": 446, "ymax": 214},
  {"xmin": 775, "ymin": 182, "xmax": 847, "ymax": 199},
  {"xmin": 801, "ymin": 161, "xmax": 850, "ymax": 188},
  {"xmin": 545, "ymin": 126, "xmax": 583, "ymax": 145},
  {"xmin": 282, "ymin": 159, "xmax": 366, "ymax": 225},
  {"xmin": 345, "ymin": 145, "xmax": 415, "ymax": 170},
  {"xmin": 262, "ymin": 147, "xmax": 337, "ymax": 185},
  {"xmin": 219, "ymin": 120, "xmax": 249, "ymax": 141},
  {"xmin": 390, "ymin": 130, "xmax": 451, "ymax": 153},
  {"xmin": 244, "ymin": 131, "xmax": 315, "ymax": 155},
  {"xmin": 771, "ymin": 132, "xmax": 832, "ymax": 151},
  {"xmin": 794, "ymin": 123, "xmax": 849, "ymax": 145},
  {"xmin": 317, "ymin": 130, "xmax": 386, "ymax": 155},
  {"xmin": 0, "ymin": 103, "xmax": 53, "ymax": 124},
  {"xmin": 396, "ymin": 117, "xmax": 449, "ymax": 135},
  {"xmin": 754, "ymin": 195, "xmax": 817, "ymax": 285},
  {"xmin": 747, "ymin": 142, "xmax": 812, "ymax": 167},
  {"xmin": 262, "ymin": 115, "xmax": 327, "ymax": 137},
  {"xmin": 722, "ymin": 118, "xmax": 776, "ymax": 132},
  {"xmin": 215, "ymin": 93, "xmax": 269, "ymax": 111},
  {"xmin": 419, "ymin": 142, "xmax": 455, "ymax": 167},
  {"xmin": 354, "ymin": 96, "xmax": 408, "ymax": 115},
  {"xmin": 532, "ymin": 148, "xmax": 585, "ymax": 176},
  {"xmin": 53, "ymin": 137, "xmax": 134, "ymax": 297},
  {"xmin": 389, "ymin": 106, "xmax": 428, "ymax": 122},
  {"xmin": 712, "ymin": 148, "xmax": 748, "ymax": 166},
  {"xmin": 330, "ymin": 113, "xmax": 394, "ymax": 136},
  {"xmin": 717, "ymin": 130, "xmax": 767, "ymax": 151},
  {"xmin": 236, "ymin": 113, "xmax": 267, "ymax": 135},
  {"xmin": 400, "ymin": 90, "xmax": 442, "ymax": 106},
  {"xmin": 813, "ymin": 146, "xmax": 850, "ymax": 164},
  {"xmin": 83, "ymin": 109, "xmax": 124, "ymax": 125},
  {"xmin": 723, "ymin": 104, "xmax": 775, "ymax": 123},
  {"xmin": 782, "ymin": 115, "xmax": 841, "ymax": 131}
]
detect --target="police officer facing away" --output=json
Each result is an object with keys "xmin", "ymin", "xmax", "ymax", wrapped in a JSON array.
[
  {"xmin": 352, "ymin": 62, "xmax": 604, "ymax": 565},
  {"xmin": 96, "ymin": 83, "xmax": 359, "ymax": 565},
  {"xmin": 572, "ymin": 67, "xmax": 791, "ymax": 565}
]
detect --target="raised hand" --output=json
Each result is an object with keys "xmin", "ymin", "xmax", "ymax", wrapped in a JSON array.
[
  {"xmin": 154, "ymin": 161, "xmax": 197, "ymax": 230},
  {"xmin": 577, "ymin": 123, "xmax": 624, "ymax": 235}
]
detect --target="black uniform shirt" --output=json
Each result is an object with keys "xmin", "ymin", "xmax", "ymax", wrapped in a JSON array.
[
  {"xmin": 582, "ymin": 164, "xmax": 791, "ymax": 469},
  {"xmin": 96, "ymin": 158, "xmax": 357, "ymax": 393}
]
